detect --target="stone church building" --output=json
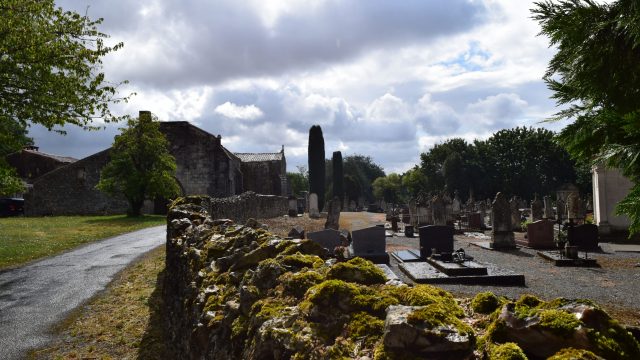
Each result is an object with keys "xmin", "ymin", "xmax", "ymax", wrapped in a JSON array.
[{"xmin": 25, "ymin": 111, "xmax": 287, "ymax": 215}]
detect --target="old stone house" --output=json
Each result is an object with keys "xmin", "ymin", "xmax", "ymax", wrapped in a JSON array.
[
  {"xmin": 234, "ymin": 147, "xmax": 288, "ymax": 196},
  {"xmin": 26, "ymin": 115, "xmax": 244, "ymax": 215},
  {"xmin": 5, "ymin": 146, "xmax": 77, "ymax": 196}
]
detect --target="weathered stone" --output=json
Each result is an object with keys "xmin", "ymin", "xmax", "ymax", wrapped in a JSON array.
[
  {"xmin": 324, "ymin": 196, "xmax": 341, "ymax": 230},
  {"xmin": 383, "ymin": 305, "xmax": 474, "ymax": 359},
  {"xmin": 519, "ymin": 219, "xmax": 555, "ymax": 249},
  {"xmin": 309, "ymin": 193, "xmax": 320, "ymax": 218},
  {"xmin": 288, "ymin": 226, "xmax": 305, "ymax": 239},
  {"xmin": 567, "ymin": 193, "xmax": 584, "ymax": 221},
  {"xmin": 556, "ymin": 198, "xmax": 565, "ymax": 222},
  {"xmin": 543, "ymin": 195, "xmax": 554, "ymax": 219},
  {"xmin": 510, "ymin": 197, "xmax": 522, "ymax": 231},
  {"xmin": 530, "ymin": 195, "xmax": 543, "ymax": 222},
  {"xmin": 491, "ymin": 192, "xmax": 515, "ymax": 249},
  {"xmin": 431, "ymin": 194, "xmax": 447, "ymax": 226}
]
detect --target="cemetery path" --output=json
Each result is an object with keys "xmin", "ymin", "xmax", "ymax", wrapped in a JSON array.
[
  {"xmin": 340, "ymin": 211, "xmax": 386, "ymax": 231},
  {"xmin": 0, "ymin": 225, "xmax": 166, "ymax": 360}
]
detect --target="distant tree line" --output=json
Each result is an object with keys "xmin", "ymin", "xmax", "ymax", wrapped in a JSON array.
[{"xmin": 372, "ymin": 127, "xmax": 592, "ymax": 204}]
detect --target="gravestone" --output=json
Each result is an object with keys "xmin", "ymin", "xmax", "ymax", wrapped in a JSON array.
[
  {"xmin": 490, "ymin": 192, "xmax": 515, "ymax": 249},
  {"xmin": 452, "ymin": 191, "xmax": 461, "ymax": 215},
  {"xmin": 288, "ymin": 225, "xmax": 305, "ymax": 239},
  {"xmin": 417, "ymin": 206, "xmax": 430, "ymax": 226},
  {"xmin": 309, "ymin": 193, "xmax": 320, "ymax": 218},
  {"xmin": 418, "ymin": 225, "xmax": 454, "ymax": 258},
  {"xmin": 567, "ymin": 224, "xmax": 599, "ymax": 251},
  {"xmin": 510, "ymin": 197, "xmax": 521, "ymax": 231},
  {"xmin": 567, "ymin": 193, "xmax": 584, "ymax": 221},
  {"xmin": 351, "ymin": 226, "xmax": 389, "ymax": 264},
  {"xmin": 324, "ymin": 196, "xmax": 341, "ymax": 230},
  {"xmin": 288, "ymin": 196, "xmax": 298, "ymax": 217},
  {"xmin": 543, "ymin": 196, "xmax": 553, "ymax": 219},
  {"xmin": 467, "ymin": 213, "xmax": 482, "ymax": 229},
  {"xmin": 307, "ymin": 229, "xmax": 341, "ymax": 253},
  {"xmin": 518, "ymin": 219, "xmax": 554, "ymax": 249},
  {"xmin": 349, "ymin": 200, "xmax": 356, "ymax": 211},
  {"xmin": 556, "ymin": 199, "xmax": 565, "ymax": 222},
  {"xmin": 478, "ymin": 201, "xmax": 487, "ymax": 228},
  {"xmin": 404, "ymin": 225, "xmax": 414, "ymax": 237},
  {"xmin": 530, "ymin": 195, "xmax": 543, "ymax": 222},
  {"xmin": 431, "ymin": 194, "xmax": 447, "ymax": 225}
]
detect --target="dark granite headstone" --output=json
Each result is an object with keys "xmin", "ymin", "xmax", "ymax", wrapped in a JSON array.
[
  {"xmin": 404, "ymin": 225, "xmax": 414, "ymax": 237},
  {"xmin": 418, "ymin": 225, "xmax": 454, "ymax": 258},
  {"xmin": 351, "ymin": 226, "xmax": 389, "ymax": 264},
  {"xmin": 567, "ymin": 224, "xmax": 599, "ymax": 251},
  {"xmin": 307, "ymin": 229, "xmax": 341, "ymax": 253}
]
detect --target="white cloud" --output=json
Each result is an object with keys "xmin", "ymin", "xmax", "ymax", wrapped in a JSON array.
[{"xmin": 214, "ymin": 102, "xmax": 264, "ymax": 120}]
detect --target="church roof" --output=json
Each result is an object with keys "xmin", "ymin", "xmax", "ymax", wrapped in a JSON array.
[
  {"xmin": 234, "ymin": 152, "xmax": 283, "ymax": 163},
  {"xmin": 19, "ymin": 149, "xmax": 77, "ymax": 163}
]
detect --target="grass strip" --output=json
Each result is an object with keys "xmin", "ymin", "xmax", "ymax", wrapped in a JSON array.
[
  {"xmin": 0, "ymin": 215, "xmax": 165, "ymax": 269},
  {"xmin": 30, "ymin": 245, "xmax": 169, "ymax": 360}
]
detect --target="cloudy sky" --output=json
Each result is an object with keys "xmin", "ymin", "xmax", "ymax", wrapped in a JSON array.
[{"xmin": 31, "ymin": 0, "xmax": 571, "ymax": 174}]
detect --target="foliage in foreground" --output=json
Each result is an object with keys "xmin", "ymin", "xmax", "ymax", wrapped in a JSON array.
[{"xmin": 533, "ymin": 0, "xmax": 640, "ymax": 235}]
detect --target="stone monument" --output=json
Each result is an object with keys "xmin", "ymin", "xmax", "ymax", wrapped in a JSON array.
[
  {"xmin": 491, "ymin": 192, "xmax": 515, "ymax": 249},
  {"xmin": 309, "ymin": 193, "xmax": 320, "ymax": 218},
  {"xmin": 530, "ymin": 195, "xmax": 543, "ymax": 222}
]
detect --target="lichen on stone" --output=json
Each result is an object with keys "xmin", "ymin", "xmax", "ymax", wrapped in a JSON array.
[
  {"xmin": 471, "ymin": 291, "xmax": 501, "ymax": 314},
  {"xmin": 548, "ymin": 347, "xmax": 602, "ymax": 360},
  {"xmin": 326, "ymin": 257, "xmax": 387, "ymax": 285},
  {"xmin": 489, "ymin": 342, "xmax": 528, "ymax": 360}
]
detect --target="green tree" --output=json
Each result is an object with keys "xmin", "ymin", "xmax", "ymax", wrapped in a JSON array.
[
  {"xmin": 287, "ymin": 166, "xmax": 308, "ymax": 196},
  {"xmin": 1, "ymin": 0, "xmax": 128, "ymax": 193},
  {"xmin": 332, "ymin": 151, "xmax": 344, "ymax": 203},
  {"xmin": 344, "ymin": 174, "xmax": 361, "ymax": 203},
  {"xmin": 308, "ymin": 125, "xmax": 325, "ymax": 211},
  {"xmin": 533, "ymin": 0, "xmax": 640, "ymax": 234},
  {"xmin": 343, "ymin": 154, "xmax": 385, "ymax": 203},
  {"xmin": 372, "ymin": 173, "xmax": 402, "ymax": 203},
  {"xmin": 402, "ymin": 166, "xmax": 427, "ymax": 198},
  {"xmin": 96, "ymin": 112, "xmax": 180, "ymax": 216}
]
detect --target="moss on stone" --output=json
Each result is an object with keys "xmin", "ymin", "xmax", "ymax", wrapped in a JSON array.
[
  {"xmin": 407, "ymin": 303, "xmax": 474, "ymax": 337},
  {"xmin": 326, "ymin": 337, "xmax": 357, "ymax": 359},
  {"xmin": 280, "ymin": 252, "xmax": 324, "ymax": 270},
  {"xmin": 489, "ymin": 342, "xmax": 528, "ymax": 360},
  {"xmin": 538, "ymin": 309, "xmax": 582, "ymax": 337},
  {"xmin": 250, "ymin": 298, "xmax": 289, "ymax": 324},
  {"xmin": 231, "ymin": 315, "xmax": 249, "ymax": 340},
  {"xmin": 346, "ymin": 312, "xmax": 384, "ymax": 346},
  {"xmin": 326, "ymin": 257, "xmax": 387, "ymax": 285},
  {"xmin": 471, "ymin": 291, "xmax": 501, "ymax": 314},
  {"xmin": 513, "ymin": 294, "xmax": 543, "ymax": 319},
  {"xmin": 585, "ymin": 311, "xmax": 640, "ymax": 360},
  {"xmin": 478, "ymin": 318, "xmax": 509, "ymax": 349},
  {"xmin": 548, "ymin": 348, "xmax": 601, "ymax": 360},
  {"xmin": 280, "ymin": 270, "xmax": 325, "ymax": 299},
  {"xmin": 351, "ymin": 287, "xmax": 400, "ymax": 318},
  {"xmin": 391, "ymin": 284, "xmax": 464, "ymax": 318}
]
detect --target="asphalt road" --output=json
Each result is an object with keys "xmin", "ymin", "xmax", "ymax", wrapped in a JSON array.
[{"xmin": 0, "ymin": 225, "xmax": 166, "ymax": 360}]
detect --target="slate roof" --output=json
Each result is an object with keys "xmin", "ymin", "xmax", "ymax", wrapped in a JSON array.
[
  {"xmin": 234, "ymin": 152, "xmax": 283, "ymax": 163},
  {"xmin": 21, "ymin": 149, "xmax": 77, "ymax": 163}
]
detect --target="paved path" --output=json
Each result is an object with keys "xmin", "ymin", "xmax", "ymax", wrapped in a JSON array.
[{"xmin": 0, "ymin": 225, "xmax": 166, "ymax": 360}]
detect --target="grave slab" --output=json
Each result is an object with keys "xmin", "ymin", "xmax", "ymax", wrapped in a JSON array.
[
  {"xmin": 376, "ymin": 264, "xmax": 400, "ymax": 281},
  {"xmin": 471, "ymin": 241, "xmax": 521, "ymax": 251},
  {"xmin": 537, "ymin": 251, "xmax": 599, "ymax": 267},
  {"xmin": 425, "ymin": 258, "xmax": 488, "ymax": 276},
  {"xmin": 399, "ymin": 262, "xmax": 525, "ymax": 286},
  {"xmin": 390, "ymin": 249, "xmax": 422, "ymax": 263}
]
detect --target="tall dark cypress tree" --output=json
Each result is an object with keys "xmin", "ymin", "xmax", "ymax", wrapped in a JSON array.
[
  {"xmin": 332, "ymin": 151, "xmax": 344, "ymax": 207},
  {"xmin": 308, "ymin": 125, "xmax": 325, "ymax": 211}
]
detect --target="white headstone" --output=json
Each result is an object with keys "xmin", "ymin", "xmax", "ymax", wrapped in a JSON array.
[{"xmin": 309, "ymin": 193, "xmax": 320, "ymax": 218}]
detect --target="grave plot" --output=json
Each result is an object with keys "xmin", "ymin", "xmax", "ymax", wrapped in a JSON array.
[
  {"xmin": 398, "ymin": 260, "xmax": 525, "ymax": 286},
  {"xmin": 537, "ymin": 250, "xmax": 598, "ymax": 267},
  {"xmin": 349, "ymin": 226, "xmax": 389, "ymax": 264},
  {"xmin": 537, "ymin": 223, "xmax": 600, "ymax": 267}
]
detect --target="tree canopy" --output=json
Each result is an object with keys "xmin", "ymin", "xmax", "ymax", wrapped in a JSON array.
[
  {"xmin": 96, "ymin": 112, "xmax": 180, "ymax": 216},
  {"xmin": 287, "ymin": 166, "xmax": 309, "ymax": 197},
  {"xmin": 533, "ymin": 0, "xmax": 640, "ymax": 234},
  {"xmin": 1, "ymin": 0, "xmax": 128, "ymax": 194}
]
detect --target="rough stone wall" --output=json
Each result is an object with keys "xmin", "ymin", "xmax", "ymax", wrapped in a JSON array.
[
  {"xmin": 194, "ymin": 192, "xmax": 287, "ymax": 224},
  {"xmin": 240, "ymin": 160, "xmax": 284, "ymax": 196},
  {"xmin": 25, "ymin": 150, "xmax": 129, "ymax": 216}
]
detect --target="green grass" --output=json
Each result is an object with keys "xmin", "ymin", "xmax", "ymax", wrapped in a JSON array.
[{"xmin": 0, "ymin": 215, "xmax": 166, "ymax": 269}]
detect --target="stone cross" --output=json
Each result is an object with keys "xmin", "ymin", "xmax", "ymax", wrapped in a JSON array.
[
  {"xmin": 309, "ymin": 193, "xmax": 320, "ymax": 218},
  {"xmin": 543, "ymin": 195, "xmax": 553, "ymax": 219},
  {"xmin": 491, "ymin": 192, "xmax": 515, "ymax": 249},
  {"xmin": 530, "ymin": 195, "xmax": 543, "ymax": 222}
]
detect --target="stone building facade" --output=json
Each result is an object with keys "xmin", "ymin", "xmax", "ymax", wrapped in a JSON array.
[
  {"xmin": 5, "ymin": 146, "xmax": 77, "ymax": 196},
  {"xmin": 26, "ymin": 115, "xmax": 244, "ymax": 215},
  {"xmin": 234, "ymin": 147, "xmax": 288, "ymax": 196},
  {"xmin": 592, "ymin": 164, "xmax": 632, "ymax": 234}
]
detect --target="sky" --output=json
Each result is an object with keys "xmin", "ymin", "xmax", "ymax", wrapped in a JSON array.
[{"xmin": 30, "ymin": 0, "xmax": 571, "ymax": 174}]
